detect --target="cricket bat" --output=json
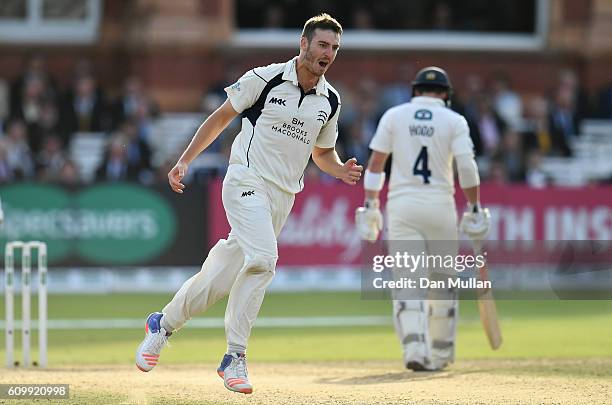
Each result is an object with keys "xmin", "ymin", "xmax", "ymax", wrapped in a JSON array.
[{"xmin": 472, "ymin": 240, "xmax": 502, "ymax": 350}]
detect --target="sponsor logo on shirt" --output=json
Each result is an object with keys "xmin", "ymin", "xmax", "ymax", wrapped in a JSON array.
[
  {"xmin": 317, "ymin": 110, "xmax": 328, "ymax": 124},
  {"xmin": 241, "ymin": 190, "xmax": 255, "ymax": 197},
  {"xmin": 414, "ymin": 109, "xmax": 432, "ymax": 120},
  {"xmin": 269, "ymin": 97, "xmax": 287, "ymax": 106},
  {"xmin": 271, "ymin": 117, "xmax": 311, "ymax": 145}
]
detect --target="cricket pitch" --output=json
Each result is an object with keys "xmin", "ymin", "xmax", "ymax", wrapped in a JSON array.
[{"xmin": 2, "ymin": 359, "xmax": 611, "ymax": 404}]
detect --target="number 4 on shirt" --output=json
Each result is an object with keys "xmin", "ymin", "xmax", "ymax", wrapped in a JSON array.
[{"xmin": 413, "ymin": 146, "xmax": 431, "ymax": 184}]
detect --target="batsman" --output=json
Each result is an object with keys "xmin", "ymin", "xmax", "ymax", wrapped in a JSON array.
[{"xmin": 356, "ymin": 67, "xmax": 491, "ymax": 371}]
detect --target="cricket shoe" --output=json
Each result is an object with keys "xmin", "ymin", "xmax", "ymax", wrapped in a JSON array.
[
  {"xmin": 406, "ymin": 360, "xmax": 428, "ymax": 372},
  {"xmin": 403, "ymin": 342, "xmax": 431, "ymax": 372},
  {"xmin": 135, "ymin": 312, "xmax": 171, "ymax": 372},
  {"xmin": 217, "ymin": 353, "xmax": 252, "ymax": 394},
  {"xmin": 406, "ymin": 358, "xmax": 449, "ymax": 372}
]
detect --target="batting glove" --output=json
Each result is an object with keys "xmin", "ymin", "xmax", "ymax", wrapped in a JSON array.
[
  {"xmin": 355, "ymin": 199, "xmax": 383, "ymax": 242},
  {"xmin": 460, "ymin": 203, "xmax": 491, "ymax": 241}
]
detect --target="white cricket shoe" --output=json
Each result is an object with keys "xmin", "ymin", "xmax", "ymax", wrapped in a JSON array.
[
  {"xmin": 218, "ymin": 353, "xmax": 253, "ymax": 394},
  {"xmin": 135, "ymin": 312, "xmax": 170, "ymax": 372}
]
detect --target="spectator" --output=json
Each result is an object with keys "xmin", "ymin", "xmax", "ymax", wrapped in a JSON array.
[
  {"xmin": 58, "ymin": 159, "xmax": 81, "ymax": 186},
  {"xmin": 111, "ymin": 76, "xmax": 159, "ymax": 129},
  {"xmin": 3, "ymin": 120, "xmax": 35, "ymax": 179},
  {"xmin": 548, "ymin": 86, "xmax": 576, "ymax": 157},
  {"xmin": 378, "ymin": 63, "xmax": 414, "ymax": 114},
  {"xmin": 341, "ymin": 121, "xmax": 370, "ymax": 165},
  {"xmin": 596, "ymin": 83, "xmax": 612, "ymax": 119},
  {"xmin": 116, "ymin": 120, "xmax": 153, "ymax": 183},
  {"xmin": 352, "ymin": 79, "xmax": 380, "ymax": 145},
  {"xmin": 556, "ymin": 68, "xmax": 590, "ymax": 126},
  {"xmin": 36, "ymin": 135, "xmax": 67, "ymax": 181},
  {"xmin": 522, "ymin": 96, "xmax": 552, "ymax": 154},
  {"xmin": 472, "ymin": 95, "xmax": 506, "ymax": 156},
  {"xmin": 0, "ymin": 79, "xmax": 9, "ymax": 131},
  {"xmin": 498, "ymin": 131, "xmax": 524, "ymax": 182},
  {"xmin": 95, "ymin": 135, "xmax": 139, "ymax": 182},
  {"xmin": 29, "ymin": 96, "xmax": 60, "ymax": 153},
  {"xmin": 9, "ymin": 54, "xmax": 57, "ymax": 122},
  {"xmin": 59, "ymin": 73, "xmax": 110, "ymax": 143},
  {"xmin": 0, "ymin": 140, "xmax": 14, "ymax": 183},
  {"xmin": 491, "ymin": 71, "xmax": 523, "ymax": 130},
  {"xmin": 11, "ymin": 75, "xmax": 45, "ymax": 125},
  {"xmin": 488, "ymin": 158, "xmax": 509, "ymax": 185},
  {"xmin": 525, "ymin": 150, "xmax": 549, "ymax": 189},
  {"xmin": 455, "ymin": 74, "xmax": 485, "ymax": 154}
]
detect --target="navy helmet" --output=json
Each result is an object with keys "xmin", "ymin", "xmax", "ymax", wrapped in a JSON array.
[{"xmin": 411, "ymin": 66, "xmax": 453, "ymax": 106}]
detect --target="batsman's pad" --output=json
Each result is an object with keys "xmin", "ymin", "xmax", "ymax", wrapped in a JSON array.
[
  {"xmin": 393, "ymin": 300, "xmax": 430, "ymax": 365},
  {"xmin": 428, "ymin": 292, "xmax": 458, "ymax": 367}
]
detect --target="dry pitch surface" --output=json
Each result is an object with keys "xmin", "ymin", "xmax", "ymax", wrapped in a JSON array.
[{"xmin": 2, "ymin": 359, "xmax": 611, "ymax": 404}]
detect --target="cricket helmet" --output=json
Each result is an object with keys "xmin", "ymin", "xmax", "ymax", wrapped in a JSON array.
[{"xmin": 411, "ymin": 66, "xmax": 453, "ymax": 106}]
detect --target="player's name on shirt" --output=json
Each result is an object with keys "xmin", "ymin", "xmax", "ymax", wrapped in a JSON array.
[{"xmin": 409, "ymin": 124, "xmax": 435, "ymax": 137}]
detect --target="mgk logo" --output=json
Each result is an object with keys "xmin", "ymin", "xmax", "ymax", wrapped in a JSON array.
[
  {"xmin": 241, "ymin": 190, "xmax": 255, "ymax": 197},
  {"xmin": 269, "ymin": 97, "xmax": 287, "ymax": 106}
]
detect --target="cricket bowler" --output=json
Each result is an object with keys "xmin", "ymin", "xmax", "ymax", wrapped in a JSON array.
[{"xmin": 135, "ymin": 13, "xmax": 362, "ymax": 394}]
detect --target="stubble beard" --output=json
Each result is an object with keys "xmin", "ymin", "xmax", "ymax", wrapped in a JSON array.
[{"xmin": 304, "ymin": 45, "xmax": 324, "ymax": 77}]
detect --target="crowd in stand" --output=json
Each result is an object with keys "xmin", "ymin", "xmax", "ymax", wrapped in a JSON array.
[
  {"xmin": 1, "ymin": 54, "xmax": 612, "ymax": 188},
  {"xmin": 0, "ymin": 55, "xmax": 159, "ymax": 185}
]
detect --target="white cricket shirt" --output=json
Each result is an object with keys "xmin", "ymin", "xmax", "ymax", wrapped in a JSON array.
[
  {"xmin": 224, "ymin": 57, "xmax": 341, "ymax": 194},
  {"xmin": 369, "ymin": 96, "xmax": 474, "ymax": 201}
]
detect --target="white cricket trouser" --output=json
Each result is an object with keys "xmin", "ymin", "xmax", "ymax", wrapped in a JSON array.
[
  {"xmin": 387, "ymin": 195, "xmax": 459, "ymax": 368},
  {"xmin": 162, "ymin": 164, "xmax": 294, "ymax": 353}
]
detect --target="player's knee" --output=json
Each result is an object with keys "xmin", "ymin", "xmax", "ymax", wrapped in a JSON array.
[
  {"xmin": 394, "ymin": 299, "xmax": 426, "ymax": 314},
  {"xmin": 243, "ymin": 254, "xmax": 277, "ymax": 273},
  {"xmin": 429, "ymin": 299, "xmax": 458, "ymax": 319}
]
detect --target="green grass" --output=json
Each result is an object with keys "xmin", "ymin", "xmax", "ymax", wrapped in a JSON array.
[{"xmin": 1, "ymin": 292, "xmax": 611, "ymax": 367}]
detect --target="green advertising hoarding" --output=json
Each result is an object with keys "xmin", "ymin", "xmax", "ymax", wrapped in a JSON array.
[{"xmin": 0, "ymin": 182, "xmax": 207, "ymax": 266}]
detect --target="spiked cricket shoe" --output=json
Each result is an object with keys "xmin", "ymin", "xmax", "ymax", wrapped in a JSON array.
[
  {"xmin": 135, "ymin": 312, "xmax": 170, "ymax": 372},
  {"xmin": 218, "ymin": 353, "xmax": 252, "ymax": 394}
]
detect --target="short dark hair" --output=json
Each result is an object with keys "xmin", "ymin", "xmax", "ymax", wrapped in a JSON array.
[
  {"xmin": 301, "ymin": 13, "xmax": 343, "ymax": 42},
  {"xmin": 414, "ymin": 84, "xmax": 448, "ymax": 95}
]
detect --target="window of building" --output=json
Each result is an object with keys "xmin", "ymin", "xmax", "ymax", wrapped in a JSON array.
[
  {"xmin": 0, "ymin": 0, "xmax": 101, "ymax": 44},
  {"xmin": 233, "ymin": 0, "xmax": 549, "ymax": 51}
]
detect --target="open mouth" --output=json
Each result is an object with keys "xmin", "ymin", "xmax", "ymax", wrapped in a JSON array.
[{"xmin": 318, "ymin": 61, "xmax": 328, "ymax": 68}]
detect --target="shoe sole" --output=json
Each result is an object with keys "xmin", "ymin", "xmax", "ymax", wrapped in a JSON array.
[
  {"xmin": 136, "ymin": 318, "xmax": 155, "ymax": 373},
  {"xmin": 406, "ymin": 361, "xmax": 428, "ymax": 372},
  {"xmin": 223, "ymin": 382, "xmax": 253, "ymax": 394},
  {"xmin": 218, "ymin": 369, "xmax": 252, "ymax": 394},
  {"xmin": 136, "ymin": 364, "xmax": 150, "ymax": 372}
]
